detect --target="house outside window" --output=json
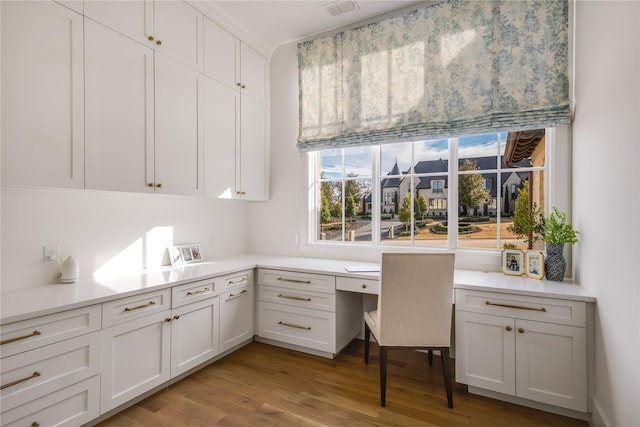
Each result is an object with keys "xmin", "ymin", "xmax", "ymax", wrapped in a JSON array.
[{"xmin": 310, "ymin": 131, "xmax": 549, "ymax": 251}]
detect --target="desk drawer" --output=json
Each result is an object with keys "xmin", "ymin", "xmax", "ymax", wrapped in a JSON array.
[
  {"xmin": 259, "ymin": 285, "xmax": 335, "ymax": 312},
  {"xmin": 258, "ymin": 269, "xmax": 335, "ymax": 294},
  {"xmin": 219, "ymin": 270, "xmax": 253, "ymax": 292},
  {"xmin": 258, "ymin": 301, "xmax": 335, "ymax": 353},
  {"xmin": 0, "ymin": 375, "xmax": 100, "ymax": 427},
  {"xmin": 0, "ymin": 305, "xmax": 101, "ymax": 358},
  {"xmin": 455, "ymin": 289, "xmax": 586, "ymax": 327},
  {"xmin": 172, "ymin": 278, "xmax": 216, "ymax": 308},
  {"xmin": 336, "ymin": 277, "xmax": 379, "ymax": 295},
  {"xmin": 102, "ymin": 289, "xmax": 171, "ymax": 328},
  {"xmin": 1, "ymin": 332, "xmax": 101, "ymax": 411}
]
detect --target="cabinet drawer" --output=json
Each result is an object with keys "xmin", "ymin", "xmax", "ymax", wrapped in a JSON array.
[
  {"xmin": 455, "ymin": 290, "xmax": 586, "ymax": 327},
  {"xmin": 172, "ymin": 278, "xmax": 216, "ymax": 308},
  {"xmin": 336, "ymin": 276, "xmax": 379, "ymax": 295},
  {"xmin": 259, "ymin": 285, "xmax": 335, "ymax": 312},
  {"xmin": 102, "ymin": 289, "xmax": 171, "ymax": 328},
  {"xmin": 219, "ymin": 270, "xmax": 253, "ymax": 292},
  {"xmin": 1, "ymin": 332, "xmax": 101, "ymax": 411},
  {"xmin": 258, "ymin": 301, "xmax": 335, "ymax": 353},
  {"xmin": 258, "ymin": 269, "xmax": 335, "ymax": 294},
  {"xmin": 0, "ymin": 305, "xmax": 101, "ymax": 358},
  {"xmin": 0, "ymin": 375, "xmax": 100, "ymax": 427}
]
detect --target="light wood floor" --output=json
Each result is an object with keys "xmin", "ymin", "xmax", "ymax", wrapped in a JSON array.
[{"xmin": 96, "ymin": 340, "xmax": 588, "ymax": 426}]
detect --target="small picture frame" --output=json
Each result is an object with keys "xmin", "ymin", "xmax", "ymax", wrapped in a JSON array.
[
  {"xmin": 525, "ymin": 250, "xmax": 544, "ymax": 280},
  {"xmin": 168, "ymin": 244, "xmax": 202, "ymax": 266},
  {"xmin": 502, "ymin": 249, "xmax": 524, "ymax": 275}
]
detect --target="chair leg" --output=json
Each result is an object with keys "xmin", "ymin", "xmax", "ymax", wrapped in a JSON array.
[
  {"xmin": 379, "ymin": 346, "xmax": 387, "ymax": 407},
  {"xmin": 364, "ymin": 322, "xmax": 370, "ymax": 365},
  {"xmin": 440, "ymin": 347, "xmax": 453, "ymax": 408},
  {"xmin": 428, "ymin": 349, "xmax": 433, "ymax": 366}
]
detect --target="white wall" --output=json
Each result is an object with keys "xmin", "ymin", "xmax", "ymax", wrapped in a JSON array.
[
  {"xmin": 1, "ymin": 187, "xmax": 249, "ymax": 290},
  {"xmin": 572, "ymin": 1, "xmax": 639, "ymax": 426}
]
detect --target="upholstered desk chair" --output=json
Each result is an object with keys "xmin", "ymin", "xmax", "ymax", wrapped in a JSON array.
[{"xmin": 364, "ymin": 252, "xmax": 455, "ymax": 408}]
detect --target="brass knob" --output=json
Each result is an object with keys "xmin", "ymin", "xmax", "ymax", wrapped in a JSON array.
[
  {"xmin": 361, "ymin": 284, "xmax": 367, "ymax": 289},
  {"xmin": 165, "ymin": 317, "xmax": 172, "ymax": 323},
  {"xmin": 148, "ymin": 183, "xmax": 154, "ymax": 187},
  {"xmin": 505, "ymin": 326, "xmax": 512, "ymax": 331},
  {"xmin": 241, "ymin": 84, "xmax": 246, "ymax": 89},
  {"xmin": 173, "ymin": 315, "xmax": 180, "ymax": 320},
  {"xmin": 148, "ymin": 36, "xmax": 154, "ymax": 41},
  {"xmin": 156, "ymin": 40, "xmax": 162, "ymax": 46},
  {"xmin": 518, "ymin": 328, "xmax": 525, "ymax": 334},
  {"xmin": 237, "ymin": 82, "xmax": 241, "ymax": 87},
  {"xmin": 32, "ymin": 423, "xmax": 40, "ymax": 427},
  {"xmin": 156, "ymin": 183, "xmax": 163, "ymax": 188}
]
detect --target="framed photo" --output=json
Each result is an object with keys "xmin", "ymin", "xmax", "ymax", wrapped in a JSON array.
[
  {"xmin": 168, "ymin": 244, "xmax": 202, "ymax": 266},
  {"xmin": 502, "ymin": 249, "xmax": 524, "ymax": 275},
  {"xmin": 525, "ymin": 250, "xmax": 544, "ymax": 280}
]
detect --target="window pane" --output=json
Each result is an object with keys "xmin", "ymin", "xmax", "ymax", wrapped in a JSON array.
[
  {"xmin": 381, "ymin": 142, "xmax": 410, "ymax": 176},
  {"xmin": 320, "ymin": 149, "xmax": 342, "ymax": 178},
  {"xmin": 458, "ymin": 172, "xmax": 498, "ymax": 249},
  {"xmin": 346, "ymin": 178, "xmax": 372, "ymax": 242},
  {"xmin": 318, "ymin": 181, "xmax": 342, "ymax": 240}
]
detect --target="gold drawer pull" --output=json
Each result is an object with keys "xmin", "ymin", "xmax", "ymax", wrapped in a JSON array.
[
  {"xmin": 124, "ymin": 301, "xmax": 156, "ymax": 312},
  {"xmin": 485, "ymin": 301, "xmax": 546, "ymax": 312},
  {"xmin": 1, "ymin": 330, "xmax": 41, "ymax": 345},
  {"xmin": 186, "ymin": 287, "xmax": 210, "ymax": 296},
  {"xmin": 278, "ymin": 321, "xmax": 311, "ymax": 330},
  {"xmin": 227, "ymin": 289, "xmax": 248, "ymax": 299},
  {"xmin": 361, "ymin": 284, "xmax": 367, "ymax": 289},
  {"xmin": 277, "ymin": 277, "xmax": 311, "ymax": 284},
  {"xmin": 278, "ymin": 294, "xmax": 311, "ymax": 302},
  {"xmin": 1, "ymin": 371, "xmax": 41, "ymax": 390},
  {"xmin": 32, "ymin": 422, "xmax": 40, "ymax": 427},
  {"xmin": 229, "ymin": 277, "xmax": 247, "ymax": 284},
  {"xmin": 505, "ymin": 326, "xmax": 512, "ymax": 331}
]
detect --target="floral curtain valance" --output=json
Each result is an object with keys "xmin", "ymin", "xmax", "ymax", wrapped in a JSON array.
[{"xmin": 297, "ymin": 0, "xmax": 570, "ymax": 152}]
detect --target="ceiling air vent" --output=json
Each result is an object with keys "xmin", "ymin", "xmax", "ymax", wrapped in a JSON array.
[{"xmin": 324, "ymin": 0, "xmax": 360, "ymax": 17}]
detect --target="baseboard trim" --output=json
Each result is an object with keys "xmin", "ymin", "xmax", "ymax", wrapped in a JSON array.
[{"xmin": 590, "ymin": 397, "xmax": 612, "ymax": 427}]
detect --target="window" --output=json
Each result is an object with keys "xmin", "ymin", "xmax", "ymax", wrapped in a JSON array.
[{"xmin": 310, "ymin": 131, "xmax": 549, "ymax": 251}]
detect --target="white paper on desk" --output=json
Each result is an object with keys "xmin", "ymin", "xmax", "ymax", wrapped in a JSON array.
[{"xmin": 345, "ymin": 265, "xmax": 380, "ymax": 273}]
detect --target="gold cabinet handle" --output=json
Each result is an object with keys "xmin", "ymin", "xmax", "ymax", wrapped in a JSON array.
[
  {"xmin": 278, "ymin": 294, "xmax": 311, "ymax": 302},
  {"xmin": 361, "ymin": 284, "xmax": 367, "ymax": 289},
  {"xmin": 227, "ymin": 289, "xmax": 248, "ymax": 300},
  {"xmin": 156, "ymin": 40, "xmax": 162, "ymax": 46},
  {"xmin": 241, "ymin": 84, "xmax": 246, "ymax": 89},
  {"xmin": 1, "ymin": 330, "xmax": 41, "ymax": 345},
  {"xmin": 186, "ymin": 287, "xmax": 210, "ymax": 296},
  {"xmin": 32, "ymin": 422, "xmax": 40, "ymax": 427},
  {"xmin": 485, "ymin": 301, "xmax": 546, "ymax": 312},
  {"xmin": 1, "ymin": 371, "xmax": 41, "ymax": 390},
  {"xmin": 148, "ymin": 36, "xmax": 154, "ymax": 41},
  {"xmin": 173, "ymin": 315, "xmax": 180, "ymax": 320},
  {"xmin": 236, "ymin": 191, "xmax": 246, "ymax": 195},
  {"xmin": 124, "ymin": 301, "xmax": 156, "ymax": 312},
  {"xmin": 277, "ymin": 277, "xmax": 311, "ymax": 284},
  {"xmin": 229, "ymin": 277, "xmax": 247, "ymax": 284},
  {"xmin": 505, "ymin": 326, "xmax": 512, "ymax": 331},
  {"xmin": 236, "ymin": 82, "xmax": 241, "ymax": 87},
  {"xmin": 164, "ymin": 317, "xmax": 172, "ymax": 323},
  {"xmin": 156, "ymin": 183, "xmax": 163, "ymax": 188},
  {"xmin": 518, "ymin": 328, "xmax": 525, "ymax": 334},
  {"xmin": 148, "ymin": 183, "xmax": 154, "ymax": 187},
  {"xmin": 277, "ymin": 321, "xmax": 311, "ymax": 330}
]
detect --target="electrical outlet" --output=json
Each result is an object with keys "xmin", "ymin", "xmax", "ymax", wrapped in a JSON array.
[{"xmin": 43, "ymin": 245, "xmax": 59, "ymax": 264}]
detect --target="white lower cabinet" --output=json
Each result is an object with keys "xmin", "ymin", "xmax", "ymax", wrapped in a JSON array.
[
  {"xmin": 220, "ymin": 285, "xmax": 254, "ymax": 353},
  {"xmin": 455, "ymin": 289, "xmax": 588, "ymax": 412}
]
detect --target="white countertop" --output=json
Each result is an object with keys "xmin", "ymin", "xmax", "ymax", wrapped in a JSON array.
[{"xmin": 0, "ymin": 253, "xmax": 595, "ymax": 325}]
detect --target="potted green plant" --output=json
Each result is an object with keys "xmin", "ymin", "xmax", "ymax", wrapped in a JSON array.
[{"xmin": 543, "ymin": 207, "xmax": 579, "ymax": 281}]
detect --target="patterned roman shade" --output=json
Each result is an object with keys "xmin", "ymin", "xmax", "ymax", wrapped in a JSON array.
[{"xmin": 297, "ymin": 0, "xmax": 570, "ymax": 152}]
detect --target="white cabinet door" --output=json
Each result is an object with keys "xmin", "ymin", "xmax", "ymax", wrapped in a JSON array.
[
  {"xmin": 239, "ymin": 96, "xmax": 269, "ymax": 200},
  {"xmin": 83, "ymin": 0, "xmax": 153, "ymax": 46},
  {"xmin": 85, "ymin": 19, "xmax": 155, "ymax": 193},
  {"xmin": 203, "ymin": 17, "xmax": 240, "ymax": 86},
  {"xmin": 515, "ymin": 319, "xmax": 587, "ymax": 412},
  {"xmin": 203, "ymin": 77, "xmax": 239, "ymax": 199},
  {"xmin": 170, "ymin": 297, "xmax": 220, "ymax": 378},
  {"xmin": 101, "ymin": 310, "xmax": 171, "ymax": 413},
  {"xmin": 240, "ymin": 44, "xmax": 269, "ymax": 104},
  {"xmin": 1, "ymin": 0, "xmax": 84, "ymax": 188},
  {"xmin": 155, "ymin": 54, "xmax": 204, "ymax": 196},
  {"xmin": 220, "ymin": 285, "xmax": 254, "ymax": 352},
  {"xmin": 455, "ymin": 311, "xmax": 516, "ymax": 395},
  {"xmin": 154, "ymin": 0, "xmax": 204, "ymax": 72}
]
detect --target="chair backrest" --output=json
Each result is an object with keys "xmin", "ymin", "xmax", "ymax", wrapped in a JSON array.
[{"xmin": 376, "ymin": 252, "xmax": 455, "ymax": 347}]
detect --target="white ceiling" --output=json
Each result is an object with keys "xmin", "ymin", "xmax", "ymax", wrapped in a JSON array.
[{"xmin": 193, "ymin": 1, "xmax": 427, "ymax": 55}]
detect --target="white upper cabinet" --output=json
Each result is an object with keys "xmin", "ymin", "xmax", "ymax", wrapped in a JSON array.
[
  {"xmin": 154, "ymin": 1, "xmax": 204, "ymax": 72},
  {"xmin": 84, "ymin": 19, "xmax": 155, "ymax": 193},
  {"xmin": 241, "ymin": 44, "xmax": 269, "ymax": 105},
  {"xmin": 84, "ymin": 0, "xmax": 203, "ymax": 72},
  {"xmin": 1, "ymin": 0, "xmax": 84, "ymax": 188},
  {"xmin": 155, "ymin": 54, "xmax": 204, "ymax": 196},
  {"xmin": 203, "ymin": 18, "xmax": 240, "ymax": 88},
  {"xmin": 239, "ymin": 97, "xmax": 270, "ymax": 200}
]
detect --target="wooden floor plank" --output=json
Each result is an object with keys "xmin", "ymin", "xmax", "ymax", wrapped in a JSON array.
[{"xmin": 96, "ymin": 340, "xmax": 588, "ymax": 427}]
